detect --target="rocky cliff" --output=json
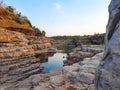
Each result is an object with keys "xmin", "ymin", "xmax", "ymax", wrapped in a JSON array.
[
  {"xmin": 0, "ymin": 28, "xmax": 54, "ymax": 58},
  {"xmin": 0, "ymin": 6, "xmax": 36, "ymax": 35},
  {"xmin": 0, "ymin": 3, "xmax": 55, "ymax": 90},
  {"xmin": 0, "ymin": 5, "xmax": 55, "ymax": 58},
  {"xmin": 0, "ymin": 28, "xmax": 55, "ymax": 88},
  {"xmin": 95, "ymin": 0, "xmax": 120, "ymax": 90},
  {"xmin": 0, "ymin": 28, "xmax": 34, "ymax": 58}
]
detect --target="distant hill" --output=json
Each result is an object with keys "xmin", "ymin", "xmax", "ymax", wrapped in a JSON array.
[
  {"xmin": 51, "ymin": 33, "xmax": 105, "ymax": 45},
  {"xmin": 51, "ymin": 33, "xmax": 105, "ymax": 50}
]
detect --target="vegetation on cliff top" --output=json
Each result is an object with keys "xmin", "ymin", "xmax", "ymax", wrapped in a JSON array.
[{"xmin": 0, "ymin": 1, "xmax": 46, "ymax": 36}]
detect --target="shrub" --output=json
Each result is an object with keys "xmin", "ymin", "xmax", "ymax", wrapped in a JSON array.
[
  {"xmin": 41, "ymin": 30, "xmax": 46, "ymax": 36},
  {"xmin": 6, "ymin": 6, "xmax": 15, "ymax": 13}
]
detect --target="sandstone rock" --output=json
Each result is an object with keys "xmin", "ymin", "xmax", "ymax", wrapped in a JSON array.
[
  {"xmin": 64, "ymin": 45, "xmax": 104, "ymax": 66},
  {"xmin": 48, "ymin": 68, "xmax": 62, "ymax": 76},
  {"xmin": 33, "ymin": 86, "xmax": 47, "ymax": 90},
  {"xmin": 28, "ymin": 36, "xmax": 52, "ymax": 51},
  {"xmin": 88, "ymin": 84, "xmax": 95, "ymax": 90},
  {"xmin": 65, "ymin": 83, "xmax": 88, "ymax": 90},
  {"xmin": 82, "ymin": 45, "xmax": 104, "ymax": 54},
  {"xmin": 76, "ymin": 72, "xmax": 94, "ymax": 84},
  {"xmin": 63, "ymin": 66, "xmax": 79, "ymax": 77},
  {"xmin": 0, "ymin": 28, "xmax": 35, "ymax": 58},
  {"xmin": 50, "ymin": 75, "xmax": 67, "ymax": 86},
  {"xmin": 63, "ymin": 52, "xmax": 103, "ymax": 88},
  {"xmin": 0, "ymin": 28, "xmax": 28, "ymax": 45},
  {"xmin": 96, "ymin": 0, "xmax": 120, "ymax": 90}
]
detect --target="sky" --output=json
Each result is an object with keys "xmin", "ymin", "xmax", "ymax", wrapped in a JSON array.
[{"xmin": 3, "ymin": 0, "xmax": 110, "ymax": 36}]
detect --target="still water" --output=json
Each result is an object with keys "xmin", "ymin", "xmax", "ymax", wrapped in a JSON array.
[{"xmin": 41, "ymin": 53, "xmax": 67, "ymax": 73}]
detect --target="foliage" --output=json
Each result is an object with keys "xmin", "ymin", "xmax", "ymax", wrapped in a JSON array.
[
  {"xmin": 71, "ymin": 37, "xmax": 79, "ymax": 47},
  {"xmin": 1, "ymin": 2, "xmax": 32, "ymax": 27},
  {"xmin": 41, "ymin": 30, "xmax": 46, "ymax": 36},
  {"xmin": 51, "ymin": 33, "xmax": 105, "ymax": 45},
  {"xmin": 22, "ymin": 16, "xmax": 32, "ymax": 27},
  {"xmin": 34, "ymin": 27, "xmax": 42, "ymax": 36},
  {"xmin": 63, "ymin": 44, "xmax": 75, "ymax": 52},
  {"xmin": 6, "ymin": 6, "xmax": 15, "ymax": 13},
  {"xmin": 17, "ymin": 12, "xmax": 22, "ymax": 17},
  {"xmin": 51, "ymin": 36, "xmax": 80, "ymax": 41}
]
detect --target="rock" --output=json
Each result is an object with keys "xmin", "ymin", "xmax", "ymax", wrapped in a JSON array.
[
  {"xmin": 88, "ymin": 84, "xmax": 95, "ymax": 90},
  {"xmin": 63, "ymin": 52, "xmax": 103, "ymax": 85},
  {"xmin": 95, "ymin": 0, "xmax": 120, "ymax": 90},
  {"xmin": 76, "ymin": 72, "xmax": 94, "ymax": 84},
  {"xmin": 33, "ymin": 86, "xmax": 47, "ymax": 90},
  {"xmin": 63, "ymin": 66, "xmax": 79, "ymax": 77},
  {"xmin": 0, "ymin": 28, "xmax": 28, "ymax": 44},
  {"xmin": 0, "ymin": 28, "xmax": 35, "ymax": 58},
  {"xmin": 64, "ymin": 45, "xmax": 104, "ymax": 66},
  {"xmin": 65, "ymin": 83, "xmax": 88, "ymax": 90},
  {"xmin": 0, "ymin": 57, "xmax": 44, "ymax": 88},
  {"xmin": 28, "ymin": 36, "xmax": 53, "ymax": 51},
  {"xmin": 48, "ymin": 68, "xmax": 62, "ymax": 76},
  {"xmin": 50, "ymin": 75, "xmax": 67, "ymax": 86},
  {"xmin": 82, "ymin": 45, "xmax": 104, "ymax": 54}
]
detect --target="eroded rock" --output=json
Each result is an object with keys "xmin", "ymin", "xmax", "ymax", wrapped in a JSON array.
[{"xmin": 95, "ymin": 0, "xmax": 120, "ymax": 90}]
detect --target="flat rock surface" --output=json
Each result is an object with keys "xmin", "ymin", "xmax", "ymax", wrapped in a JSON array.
[{"xmin": 1, "ymin": 52, "xmax": 103, "ymax": 90}]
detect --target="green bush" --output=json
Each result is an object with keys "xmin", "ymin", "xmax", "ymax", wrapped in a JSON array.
[
  {"xmin": 6, "ymin": 6, "xmax": 15, "ymax": 13},
  {"xmin": 41, "ymin": 30, "xmax": 46, "ymax": 36}
]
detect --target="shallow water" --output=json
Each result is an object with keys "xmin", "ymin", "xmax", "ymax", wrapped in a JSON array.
[{"xmin": 41, "ymin": 53, "xmax": 67, "ymax": 73}]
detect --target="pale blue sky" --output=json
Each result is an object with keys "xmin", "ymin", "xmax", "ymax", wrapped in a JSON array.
[{"xmin": 4, "ymin": 0, "xmax": 110, "ymax": 36}]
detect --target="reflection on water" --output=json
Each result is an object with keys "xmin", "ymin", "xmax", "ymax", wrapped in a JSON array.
[{"xmin": 40, "ymin": 53, "xmax": 67, "ymax": 73}]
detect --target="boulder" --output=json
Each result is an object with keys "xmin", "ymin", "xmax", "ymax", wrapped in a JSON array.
[
  {"xmin": 95, "ymin": 0, "xmax": 120, "ymax": 90},
  {"xmin": 50, "ymin": 75, "xmax": 67, "ymax": 86}
]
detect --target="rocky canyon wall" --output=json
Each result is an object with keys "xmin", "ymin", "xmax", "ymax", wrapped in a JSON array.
[
  {"xmin": 96, "ymin": 0, "xmax": 120, "ymax": 90},
  {"xmin": 0, "ymin": 28, "xmax": 54, "ymax": 58}
]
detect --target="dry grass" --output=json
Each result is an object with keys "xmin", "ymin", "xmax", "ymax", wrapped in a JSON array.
[{"xmin": 0, "ymin": 6, "xmax": 34, "ymax": 35}]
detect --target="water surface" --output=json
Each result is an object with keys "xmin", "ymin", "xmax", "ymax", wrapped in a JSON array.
[{"xmin": 41, "ymin": 53, "xmax": 67, "ymax": 73}]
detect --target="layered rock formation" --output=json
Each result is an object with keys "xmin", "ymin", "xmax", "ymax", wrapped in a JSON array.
[
  {"xmin": 0, "ymin": 3, "xmax": 55, "ymax": 90},
  {"xmin": 0, "ymin": 57, "xmax": 43, "ymax": 86},
  {"xmin": 28, "ymin": 36, "xmax": 55, "ymax": 54},
  {"xmin": 64, "ymin": 45, "xmax": 104, "ymax": 65},
  {"xmin": 0, "ymin": 27, "xmax": 55, "ymax": 88},
  {"xmin": 96, "ymin": 0, "xmax": 120, "ymax": 89},
  {"xmin": 4, "ymin": 52, "xmax": 103, "ymax": 90},
  {"xmin": 0, "ymin": 28, "xmax": 55, "ymax": 58},
  {"xmin": 0, "ymin": 6, "xmax": 35, "ymax": 35},
  {"xmin": 0, "ymin": 28, "xmax": 34, "ymax": 58}
]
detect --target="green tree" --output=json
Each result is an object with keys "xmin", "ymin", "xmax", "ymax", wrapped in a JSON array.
[
  {"xmin": 34, "ymin": 27, "xmax": 42, "ymax": 36},
  {"xmin": 17, "ymin": 12, "xmax": 22, "ymax": 17},
  {"xmin": 41, "ymin": 31, "xmax": 46, "ymax": 36},
  {"xmin": 22, "ymin": 16, "xmax": 32, "ymax": 27},
  {"xmin": 6, "ymin": 6, "xmax": 15, "ymax": 13},
  {"xmin": 72, "ymin": 37, "xmax": 79, "ymax": 47}
]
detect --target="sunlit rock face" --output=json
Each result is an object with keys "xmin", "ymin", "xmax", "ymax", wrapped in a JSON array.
[
  {"xmin": 0, "ymin": 28, "xmax": 34, "ymax": 58},
  {"xmin": 96, "ymin": 0, "xmax": 120, "ymax": 90}
]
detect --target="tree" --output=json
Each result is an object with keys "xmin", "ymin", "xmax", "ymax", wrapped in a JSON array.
[
  {"xmin": 6, "ymin": 6, "xmax": 15, "ymax": 13},
  {"xmin": 71, "ymin": 37, "xmax": 79, "ymax": 47},
  {"xmin": 34, "ymin": 27, "xmax": 42, "ymax": 36},
  {"xmin": 17, "ymin": 12, "xmax": 22, "ymax": 17},
  {"xmin": 22, "ymin": 16, "xmax": 32, "ymax": 27},
  {"xmin": 41, "ymin": 31, "xmax": 46, "ymax": 36}
]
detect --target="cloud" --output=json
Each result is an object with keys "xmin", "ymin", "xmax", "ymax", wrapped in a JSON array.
[{"xmin": 54, "ymin": 3, "xmax": 61, "ymax": 10}]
